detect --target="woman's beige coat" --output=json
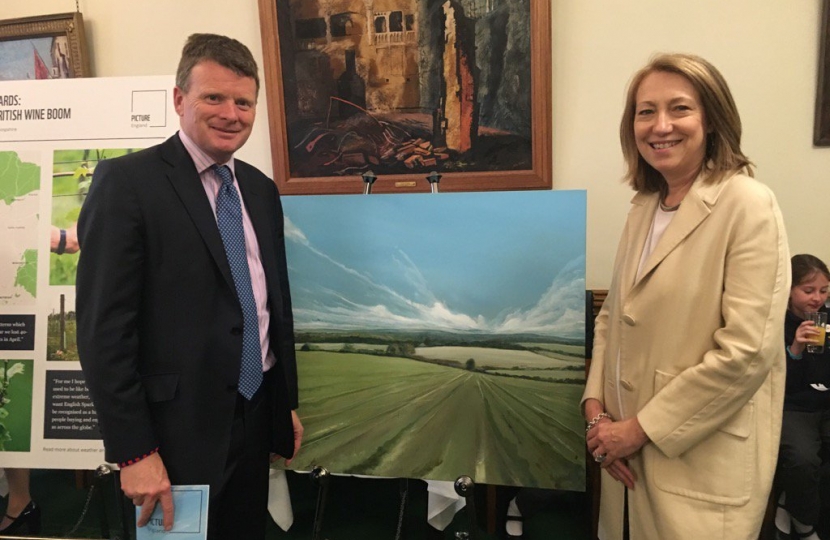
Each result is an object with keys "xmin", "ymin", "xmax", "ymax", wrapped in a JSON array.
[{"xmin": 583, "ymin": 172, "xmax": 790, "ymax": 540}]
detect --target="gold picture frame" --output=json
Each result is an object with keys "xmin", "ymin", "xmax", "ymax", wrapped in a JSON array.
[
  {"xmin": 0, "ymin": 12, "xmax": 90, "ymax": 80},
  {"xmin": 258, "ymin": 0, "xmax": 551, "ymax": 194}
]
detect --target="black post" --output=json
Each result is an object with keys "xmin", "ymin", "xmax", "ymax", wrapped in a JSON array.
[
  {"xmin": 310, "ymin": 466, "xmax": 331, "ymax": 540},
  {"xmin": 454, "ymin": 475, "xmax": 478, "ymax": 540}
]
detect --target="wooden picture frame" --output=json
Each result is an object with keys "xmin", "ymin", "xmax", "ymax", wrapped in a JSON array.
[
  {"xmin": 0, "ymin": 12, "xmax": 90, "ymax": 80},
  {"xmin": 816, "ymin": 0, "xmax": 830, "ymax": 146},
  {"xmin": 258, "ymin": 0, "xmax": 551, "ymax": 194}
]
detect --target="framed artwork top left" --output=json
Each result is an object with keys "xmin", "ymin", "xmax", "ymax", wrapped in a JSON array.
[{"xmin": 0, "ymin": 12, "xmax": 90, "ymax": 81}]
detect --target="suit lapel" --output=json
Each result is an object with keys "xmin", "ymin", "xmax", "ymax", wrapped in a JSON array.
[{"xmin": 160, "ymin": 135, "xmax": 236, "ymax": 290}]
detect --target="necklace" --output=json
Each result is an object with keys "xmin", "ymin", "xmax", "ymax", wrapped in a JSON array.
[{"xmin": 659, "ymin": 199, "xmax": 681, "ymax": 212}]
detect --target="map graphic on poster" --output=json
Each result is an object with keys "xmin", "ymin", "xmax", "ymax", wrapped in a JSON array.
[{"xmin": 0, "ymin": 151, "xmax": 40, "ymax": 305}]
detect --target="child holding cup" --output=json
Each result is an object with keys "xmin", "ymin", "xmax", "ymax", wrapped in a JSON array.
[{"xmin": 776, "ymin": 254, "xmax": 830, "ymax": 540}]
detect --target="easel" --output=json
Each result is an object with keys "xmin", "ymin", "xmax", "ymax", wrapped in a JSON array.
[
  {"xmin": 307, "ymin": 171, "xmax": 453, "ymax": 540},
  {"xmin": 309, "ymin": 470, "xmax": 482, "ymax": 540},
  {"xmin": 361, "ymin": 170, "xmax": 442, "ymax": 194},
  {"xmin": 308, "ymin": 466, "xmax": 410, "ymax": 540}
]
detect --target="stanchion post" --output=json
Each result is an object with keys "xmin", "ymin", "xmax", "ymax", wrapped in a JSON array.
[
  {"xmin": 93, "ymin": 464, "xmax": 112, "ymax": 539},
  {"xmin": 108, "ymin": 464, "xmax": 132, "ymax": 540},
  {"xmin": 454, "ymin": 475, "xmax": 478, "ymax": 540},
  {"xmin": 310, "ymin": 465, "xmax": 331, "ymax": 540}
]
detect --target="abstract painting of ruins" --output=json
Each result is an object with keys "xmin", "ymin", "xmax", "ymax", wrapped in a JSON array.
[{"xmin": 258, "ymin": 0, "xmax": 551, "ymax": 193}]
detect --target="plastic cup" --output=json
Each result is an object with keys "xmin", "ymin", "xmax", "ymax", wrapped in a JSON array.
[{"xmin": 806, "ymin": 312, "xmax": 828, "ymax": 354}]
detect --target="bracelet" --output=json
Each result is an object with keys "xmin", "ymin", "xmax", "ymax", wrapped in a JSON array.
[
  {"xmin": 56, "ymin": 229, "xmax": 66, "ymax": 255},
  {"xmin": 786, "ymin": 346, "xmax": 803, "ymax": 360},
  {"xmin": 586, "ymin": 412, "xmax": 612, "ymax": 433}
]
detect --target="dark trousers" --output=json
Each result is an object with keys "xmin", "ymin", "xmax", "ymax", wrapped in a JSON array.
[
  {"xmin": 208, "ymin": 387, "xmax": 272, "ymax": 540},
  {"xmin": 777, "ymin": 409, "xmax": 830, "ymax": 526}
]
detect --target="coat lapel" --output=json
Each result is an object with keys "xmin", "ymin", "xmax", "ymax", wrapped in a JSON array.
[
  {"xmin": 620, "ymin": 191, "xmax": 658, "ymax": 298},
  {"xmin": 160, "ymin": 135, "xmax": 236, "ymax": 290},
  {"xmin": 630, "ymin": 174, "xmax": 729, "ymax": 292}
]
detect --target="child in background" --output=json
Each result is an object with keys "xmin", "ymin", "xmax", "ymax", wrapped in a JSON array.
[{"xmin": 776, "ymin": 254, "xmax": 830, "ymax": 540}]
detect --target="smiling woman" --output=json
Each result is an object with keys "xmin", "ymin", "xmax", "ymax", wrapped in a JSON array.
[
  {"xmin": 582, "ymin": 53, "xmax": 790, "ymax": 540},
  {"xmin": 632, "ymin": 71, "xmax": 707, "ymax": 204}
]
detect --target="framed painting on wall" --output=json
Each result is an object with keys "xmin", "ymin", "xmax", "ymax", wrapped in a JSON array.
[
  {"xmin": 816, "ymin": 0, "xmax": 830, "ymax": 146},
  {"xmin": 0, "ymin": 12, "xmax": 90, "ymax": 81},
  {"xmin": 258, "ymin": 0, "xmax": 551, "ymax": 194}
]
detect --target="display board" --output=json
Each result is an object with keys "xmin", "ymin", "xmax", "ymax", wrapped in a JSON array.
[
  {"xmin": 281, "ymin": 191, "xmax": 587, "ymax": 490},
  {"xmin": 0, "ymin": 75, "xmax": 176, "ymax": 468}
]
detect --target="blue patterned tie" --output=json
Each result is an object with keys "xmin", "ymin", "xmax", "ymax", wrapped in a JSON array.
[{"xmin": 213, "ymin": 164, "xmax": 262, "ymax": 400}]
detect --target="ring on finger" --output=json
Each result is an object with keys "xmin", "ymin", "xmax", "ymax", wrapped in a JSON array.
[{"xmin": 594, "ymin": 452, "xmax": 607, "ymax": 463}]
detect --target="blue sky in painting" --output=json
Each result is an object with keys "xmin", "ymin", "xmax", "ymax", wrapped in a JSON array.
[
  {"xmin": 0, "ymin": 38, "xmax": 55, "ymax": 81},
  {"xmin": 282, "ymin": 190, "xmax": 586, "ymax": 339}
]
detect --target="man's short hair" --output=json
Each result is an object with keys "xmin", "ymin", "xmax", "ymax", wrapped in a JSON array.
[{"xmin": 176, "ymin": 33, "xmax": 260, "ymax": 95}]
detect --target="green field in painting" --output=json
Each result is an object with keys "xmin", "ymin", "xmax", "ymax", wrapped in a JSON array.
[
  {"xmin": 414, "ymin": 346, "xmax": 581, "ymax": 369},
  {"xmin": 295, "ymin": 342, "xmax": 388, "ymax": 352},
  {"xmin": 518, "ymin": 342, "xmax": 584, "ymax": 356},
  {"xmin": 288, "ymin": 351, "xmax": 585, "ymax": 490},
  {"xmin": 490, "ymin": 369, "xmax": 585, "ymax": 382}
]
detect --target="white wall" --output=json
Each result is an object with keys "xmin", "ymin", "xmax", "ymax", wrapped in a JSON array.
[{"xmin": 5, "ymin": 0, "xmax": 829, "ymax": 288}]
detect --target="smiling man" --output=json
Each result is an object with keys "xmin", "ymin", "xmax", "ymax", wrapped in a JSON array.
[{"xmin": 76, "ymin": 34, "xmax": 302, "ymax": 540}]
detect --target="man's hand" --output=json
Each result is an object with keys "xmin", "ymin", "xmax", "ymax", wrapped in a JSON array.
[
  {"xmin": 271, "ymin": 410, "xmax": 304, "ymax": 465},
  {"xmin": 121, "ymin": 452, "xmax": 174, "ymax": 530}
]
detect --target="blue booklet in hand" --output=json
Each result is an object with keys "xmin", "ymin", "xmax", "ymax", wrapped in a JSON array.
[{"xmin": 136, "ymin": 485, "xmax": 209, "ymax": 539}]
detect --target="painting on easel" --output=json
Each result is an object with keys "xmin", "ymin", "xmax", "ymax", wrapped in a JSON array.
[{"xmin": 280, "ymin": 191, "xmax": 586, "ymax": 490}]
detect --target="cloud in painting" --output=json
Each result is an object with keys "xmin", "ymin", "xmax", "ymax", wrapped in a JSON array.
[{"xmin": 285, "ymin": 219, "xmax": 584, "ymax": 339}]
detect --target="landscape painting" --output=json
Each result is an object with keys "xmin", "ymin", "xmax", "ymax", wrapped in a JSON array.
[
  {"xmin": 281, "ymin": 190, "xmax": 586, "ymax": 490},
  {"xmin": 258, "ymin": 0, "xmax": 551, "ymax": 193}
]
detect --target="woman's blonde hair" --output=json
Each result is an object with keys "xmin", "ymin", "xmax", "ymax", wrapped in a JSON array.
[{"xmin": 620, "ymin": 53, "xmax": 754, "ymax": 193}]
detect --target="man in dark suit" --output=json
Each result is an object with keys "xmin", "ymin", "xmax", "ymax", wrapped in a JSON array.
[{"xmin": 76, "ymin": 33, "xmax": 302, "ymax": 540}]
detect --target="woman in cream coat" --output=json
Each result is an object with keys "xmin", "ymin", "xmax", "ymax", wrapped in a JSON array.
[{"xmin": 583, "ymin": 53, "xmax": 790, "ymax": 540}]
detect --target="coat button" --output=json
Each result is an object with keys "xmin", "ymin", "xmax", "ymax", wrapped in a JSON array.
[
  {"xmin": 620, "ymin": 379, "xmax": 634, "ymax": 391},
  {"xmin": 231, "ymin": 327, "xmax": 243, "ymax": 335},
  {"xmin": 622, "ymin": 314, "xmax": 636, "ymax": 326}
]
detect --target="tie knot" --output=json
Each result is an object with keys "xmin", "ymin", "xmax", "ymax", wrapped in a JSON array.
[{"xmin": 214, "ymin": 164, "xmax": 234, "ymax": 187}]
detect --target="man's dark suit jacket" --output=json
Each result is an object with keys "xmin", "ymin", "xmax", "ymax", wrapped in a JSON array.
[{"xmin": 76, "ymin": 134, "xmax": 298, "ymax": 492}]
